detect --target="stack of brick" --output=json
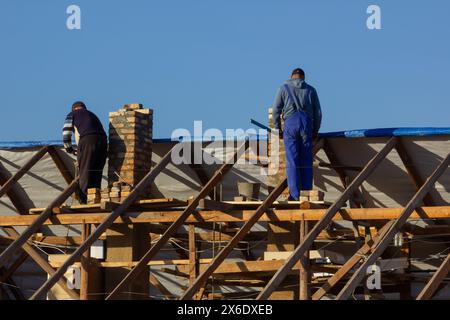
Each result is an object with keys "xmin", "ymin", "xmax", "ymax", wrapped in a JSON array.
[
  {"xmin": 299, "ymin": 190, "xmax": 324, "ymax": 202},
  {"xmin": 100, "ymin": 187, "xmax": 110, "ymax": 202},
  {"xmin": 108, "ymin": 103, "xmax": 153, "ymax": 196},
  {"xmin": 109, "ymin": 182, "xmax": 121, "ymax": 202},
  {"xmin": 87, "ymin": 188, "xmax": 101, "ymax": 204},
  {"xmin": 267, "ymin": 107, "xmax": 289, "ymax": 200}
]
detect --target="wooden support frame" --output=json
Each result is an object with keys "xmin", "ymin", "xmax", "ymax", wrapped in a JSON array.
[
  {"xmin": 29, "ymin": 144, "xmax": 179, "ymax": 300},
  {"xmin": 335, "ymin": 152, "xmax": 450, "ymax": 300},
  {"xmin": 181, "ymin": 179, "xmax": 288, "ymax": 299},
  {"xmin": 256, "ymin": 137, "xmax": 398, "ymax": 300},
  {"xmin": 180, "ymin": 140, "xmax": 323, "ymax": 300},
  {"xmin": 105, "ymin": 139, "xmax": 250, "ymax": 300},
  {"xmin": 311, "ymin": 220, "xmax": 394, "ymax": 300},
  {"xmin": 0, "ymin": 146, "xmax": 80, "ymax": 299}
]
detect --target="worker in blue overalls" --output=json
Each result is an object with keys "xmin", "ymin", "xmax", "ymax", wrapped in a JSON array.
[{"xmin": 272, "ymin": 68, "xmax": 322, "ymax": 200}]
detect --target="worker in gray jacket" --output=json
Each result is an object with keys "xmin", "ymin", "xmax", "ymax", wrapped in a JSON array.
[{"xmin": 272, "ymin": 68, "xmax": 322, "ymax": 200}]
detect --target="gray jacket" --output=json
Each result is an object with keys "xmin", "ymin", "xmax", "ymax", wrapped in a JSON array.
[{"xmin": 272, "ymin": 79, "xmax": 322, "ymax": 136}]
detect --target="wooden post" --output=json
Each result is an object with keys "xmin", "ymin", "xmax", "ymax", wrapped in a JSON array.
[
  {"xmin": 299, "ymin": 214, "xmax": 310, "ymax": 300},
  {"xmin": 188, "ymin": 224, "xmax": 197, "ymax": 285},
  {"xmin": 80, "ymin": 221, "xmax": 91, "ymax": 300}
]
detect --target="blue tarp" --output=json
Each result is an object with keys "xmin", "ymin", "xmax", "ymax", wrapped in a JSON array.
[{"xmin": 1, "ymin": 127, "xmax": 449, "ymax": 149}]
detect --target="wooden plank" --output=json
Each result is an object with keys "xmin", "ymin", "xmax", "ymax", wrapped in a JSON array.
[
  {"xmin": 181, "ymin": 178, "xmax": 287, "ymax": 299},
  {"xmin": 256, "ymin": 137, "xmax": 398, "ymax": 300},
  {"xmin": 105, "ymin": 139, "xmax": 250, "ymax": 300},
  {"xmin": 47, "ymin": 146, "xmax": 82, "ymax": 202},
  {"xmin": 29, "ymin": 198, "xmax": 187, "ymax": 214},
  {"xmin": 0, "ymin": 166, "xmax": 31, "ymax": 214},
  {"xmin": 336, "ymin": 152, "xmax": 450, "ymax": 300},
  {"xmin": 3, "ymin": 206, "xmax": 450, "ymax": 226},
  {"xmin": 0, "ymin": 179, "xmax": 79, "ymax": 269},
  {"xmin": 30, "ymin": 144, "xmax": 179, "ymax": 300}
]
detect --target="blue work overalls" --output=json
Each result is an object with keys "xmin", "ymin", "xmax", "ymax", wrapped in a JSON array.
[{"xmin": 283, "ymin": 86, "xmax": 313, "ymax": 200}]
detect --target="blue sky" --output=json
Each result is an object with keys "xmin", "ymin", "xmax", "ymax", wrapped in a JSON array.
[{"xmin": 0, "ymin": 0, "xmax": 449, "ymax": 141}]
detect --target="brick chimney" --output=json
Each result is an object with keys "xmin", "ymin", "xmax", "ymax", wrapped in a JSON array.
[{"xmin": 108, "ymin": 104, "xmax": 153, "ymax": 188}]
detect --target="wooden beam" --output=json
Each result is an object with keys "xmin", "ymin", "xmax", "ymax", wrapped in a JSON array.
[
  {"xmin": 188, "ymin": 224, "xmax": 197, "ymax": 285},
  {"xmin": 0, "ymin": 179, "xmax": 79, "ymax": 269},
  {"xmin": 0, "ymin": 147, "xmax": 48, "ymax": 199},
  {"xmin": 2, "ymin": 206, "xmax": 450, "ymax": 226},
  {"xmin": 181, "ymin": 178, "xmax": 287, "ymax": 299},
  {"xmin": 299, "ymin": 215, "xmax": 310, "ymax": 300},
  {"xmin": 80, "ymin": 221, "xmax": 91, "ymax": 300},
  {"xmin": 336, "ymin": 152, "xmax": 450, "ymax": 300},
  {"xmin": 47, "ymin": 146, "xmax": 75, "ymax": 185},
  {"xmin": 105, "ymin": 139, "xmax": 250, "ymax": 300},
  {"xmin": 29, "ymin": 144, "xmax": 178, "ymax": 300},
  {"xmin": 0, "ymin": 165, "xmax": 30, "ymax": 214},
  {"xmin": 256, "ymin": 137, "xmax": 397, "ymax": 300},
  {"xmin": 47, "ymin": 146, "xmax": 82, "ymax": 201}
]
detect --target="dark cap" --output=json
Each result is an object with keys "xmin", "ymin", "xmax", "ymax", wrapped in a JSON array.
[
  {"xmin": 72, "ymin": 101, "xmax": 86, "ymax": 111},
  {"xmin": 291, "ymin": 68, "xmax": 305, "ymax": 77}
]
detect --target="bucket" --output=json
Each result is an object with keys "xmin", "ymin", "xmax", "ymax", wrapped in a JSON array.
[{"xmin": 237, "ymin": 182, "xmax": 261, "ymax": 200}]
